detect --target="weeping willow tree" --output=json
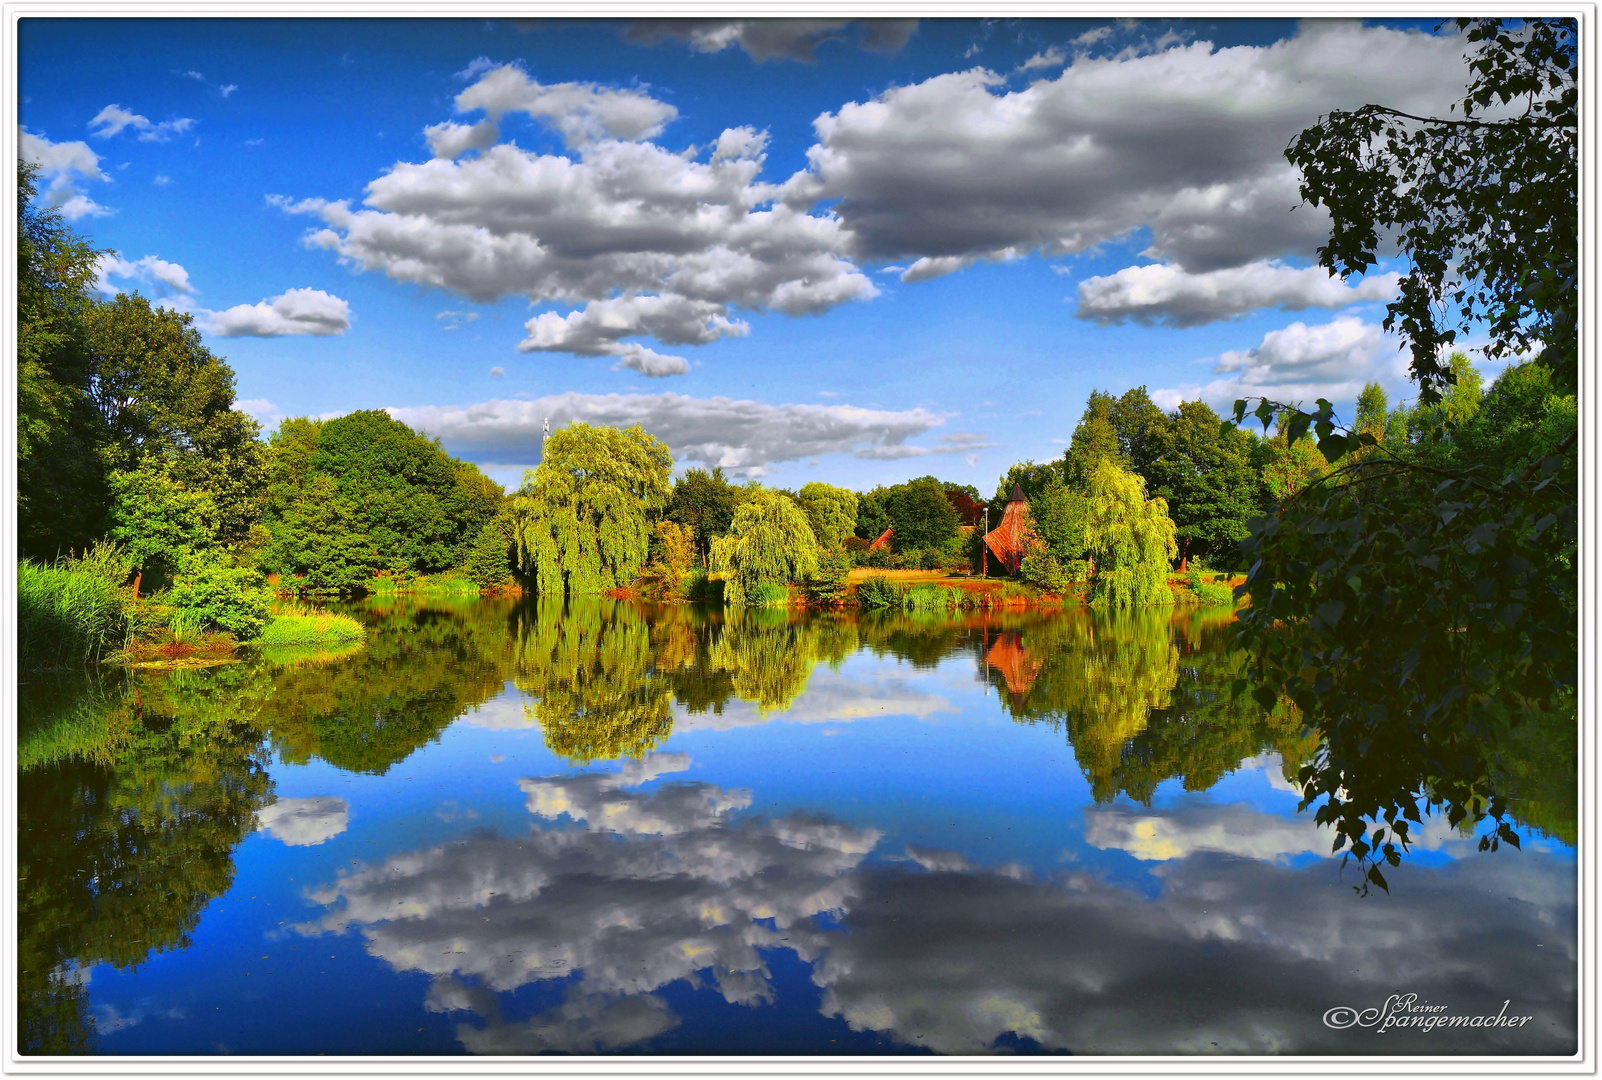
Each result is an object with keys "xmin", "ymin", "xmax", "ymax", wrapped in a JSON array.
[
  {"xmin": 709, "ymin": 488, "xmax": 820, "ymax": 607},
  {"xmin": 1084, "ymin": 459, "xmax": 1177, "ymax": 607},
  {"xmin": 509, "ymin": 423, "xmax": 673, "ymax": 595}
]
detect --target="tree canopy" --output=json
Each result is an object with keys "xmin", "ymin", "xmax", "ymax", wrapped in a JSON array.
[
  {"xmin": 1084, "ymin": 460, "xmax": 1177, "ymax": 608},
  {"xmin": 710, "ymin": 488, "xmax": 820, "ymax": 607},
  {"xmin": 510, "ymin": 422, "xmax": 673, "ymax": 595}
]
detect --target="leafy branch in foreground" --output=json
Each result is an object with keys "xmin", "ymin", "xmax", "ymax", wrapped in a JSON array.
[
  {"xmin": 1287, "ymin": 18, "xmax": 1576, "ymax": 402},
  {"xmin": 1227, "ymin": 396, "xmax": 1576, "ymax": 893}
]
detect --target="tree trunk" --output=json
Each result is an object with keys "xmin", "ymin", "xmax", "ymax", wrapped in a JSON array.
[{"xmin": 131, "ymin": 568, "xmax": 142, "ymax": 599}]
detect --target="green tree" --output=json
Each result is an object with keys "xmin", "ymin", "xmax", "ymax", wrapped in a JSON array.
[
  {"xmin": 1354, "ymin": 382, "xmax": 1389, "ymax": 438},
  {"xmin": 667, "ymin": 466, "xmax": 738, "ymax": 565},
  {"xmin": 1084, "ymin": 459, "xmax": 1177, "ymax": 608},
  {"xmin": 710, "ymin": 488, "xmax": 820, "ymax": 607},
  {"xmin": 1453, "ymin": 360, "xmax": 1577, "ymax": 480},
  {"xmin": 265, "ymin": 474, "xmax": 378, "ymax": 593},
  {"xmin": 463, "ymin": 521, "xmax": 514, "ymax": 590},
  {"xmin": 84, "ymin": 293, "xmax": 267, "ymax": 545},
  {"xmin": 512, "ymin": 423, "xmax": 673, "ymax": 595},
  {"xmin": 106, "ymin": 459, "xmax": 221, "ymax": 591},
  {"xmin": 649, "ymin": 520, "xmax": 696, "ymax": 593},
  {"xmin": 17, "ymin": 162, "xmax": 108, "ymax": 560},
  {"xmin": 797, "ymin": 482, "xmax": 859, "ymax": 551},
  {"xmin": 1023, "ymin": 481, "xmax": 1090, "ymax": 579},
  {"xmin": 1109, "ymin": 386, "xmax": 1170, "ymax": 477},
  {"xmin": 1062, "ymin": 391, "xmax": 1123, "ymax": 491},
  {"xmin": 1259, "ymin": 426, "xmax": 1330, "ymax": 501},
  {"xmin": 881, "ymin": 475, "xmax": 959, "ymax": 551},
  {"xmin": 1232, "ymin": 20, "xmax": 1579, "ymax": 888},
  {"xmin": 1143, "ymin": 399, "xmax": 1262, "ymax": 567},
  {"xmin": 853, "ymin": 488, "xmax": 892, "ymax": 542}
]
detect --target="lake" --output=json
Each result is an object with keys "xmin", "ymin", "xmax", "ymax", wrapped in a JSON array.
[{"xmin": 17, "ymin": 596, "xmax": 1577, "ymax": 1056}]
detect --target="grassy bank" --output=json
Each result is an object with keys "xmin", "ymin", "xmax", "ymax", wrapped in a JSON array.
[{"xmin": 257, "ymin": 604, "xmax": 368, "ymax": 647}]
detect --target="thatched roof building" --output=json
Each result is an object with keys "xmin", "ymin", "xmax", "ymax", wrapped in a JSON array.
[{"xmin": 983, "ymin": 484, "xmax": 1032, "ymax": 573}]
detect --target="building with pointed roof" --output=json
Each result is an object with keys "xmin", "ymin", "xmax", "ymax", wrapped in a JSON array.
[{"xmin": 983, "ymin": 484, "xmax": 1033, "ymax": 573}]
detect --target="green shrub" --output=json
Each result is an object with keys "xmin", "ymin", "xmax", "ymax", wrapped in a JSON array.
[
  {"xmin": 855, "ymin": 574, "xmax": 902, "ymax": 610},
  {"xmin": 18, "ymin": 556, "xmax": 129, "ymax": 668},
  {"xmin": 462, "ymin": 522, "xmax": 514, "ymax": 590},
  {"xmin": 803, "ymin": 551, "xmax": 852, "ymax": 606},
  {"xmin": 863, "ymin": 545, "xmax": 891, "ymax": 569},
  {"xmin": 681, "ymin": 571, "xmax": 725, "ymax": 604},
  {"xmin": 167, "ymin": 554, "xmax": 272, "ymax": 639},
  {"xmin": 1196, "ymin": 580, "xmax": 1236, "ymax": 607},
  {"xmin": 1020, "ymin": 549, "xmax": 1070, "ymax": 593},
  {"xmin": 903, "ymin": 583, "xmax": 968, "ymax": 610},
  {"xmin": 416, "ymin": 572, "xmax": 482, "ymax": 597}
]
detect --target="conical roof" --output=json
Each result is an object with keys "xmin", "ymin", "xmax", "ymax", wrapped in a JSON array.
[{"xmin": 1009, "ymin": 483, "xmax": 1026, "ymax": 503}]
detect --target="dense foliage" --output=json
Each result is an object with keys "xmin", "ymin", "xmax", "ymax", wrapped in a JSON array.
[
  {"xmin": 262, "ymin": 410, "xmax": 502, "ymax": 590},
  {"xmin": 1287, "ymin": 17, "xmax": 1577, "ymax": 399},
  {"xmin": 710, "ymin": 488, "xmax": 820, "ymax": 607},
  {"xmin": 509, "ymin": 422, "xmax": 672, "ymax": 595},
  {"xmin": 1231, "ymin": 18, "xmax": 1579, "ymax": 891},
  {"xmin": 1084, "ymin": 460, "xmax": 1177, "ymax": 608}
]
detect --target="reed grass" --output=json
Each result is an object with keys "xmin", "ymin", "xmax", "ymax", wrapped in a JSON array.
[{"xmin": 18, "ymin": 552, "xmax": 130, "ymax": 669}]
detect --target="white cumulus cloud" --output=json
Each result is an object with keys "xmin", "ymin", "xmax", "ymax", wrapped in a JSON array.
[
  {"xmin": 257, "ymin": 796, "xmax": 350, "ymax": 846},
  {"xmin": 273, "ymin": 75, "xmax": 877, "ymax": 367},
  {"xmin": 780, "ymin": 21, "xmax": 1474, "ymax": 274},
  {"xmin": 205, "ymin": 287, "xmax": 352, "ymax": 338},
  {"xmin": 386, "ymin": 393, "xmax": 986, "ymax": 477},
  {"xmin": 1153, "ymin": 316, "xmax": 1392, "ymax": 414},
  {"xmin": 1075, "ymin": 260, "xmax": 1400, "ymax": 327},
  {"xmin": 20, "ymin": 127, "xmax": 111, "ymax": 219},
  {"xmin": 94, "ymin": 253, "xmax": 195, "ymax": 297}
]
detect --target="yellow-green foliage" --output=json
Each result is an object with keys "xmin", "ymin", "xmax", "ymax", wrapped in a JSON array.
[
  {"xmin": 257, "ymin": 605, "xmax": 367, "ymax": 647},
  {"xmin": 651, "ymin": 520, "xmax": 696, "ymax": 592},
  {"xmin": 710, "ymin": 488, "xmax": 820, "ymax": 607},
  {"xmin": 511, "ymin": 598, "xmax": 674, "ymax": 762},
  {"xmin": 1085, "ymin": 459, "xmax": 1177, "ymax": 608},
  {"xmin": 798, "ymin": 482, "xmax": 859, "ymax": 551},
  {"xmin": 509, "ymin": 423, "xmax": 673, "ymax": 595}
]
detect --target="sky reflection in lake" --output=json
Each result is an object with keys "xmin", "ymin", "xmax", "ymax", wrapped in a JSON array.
[{"xmin": 18, "ymin": 597, "xmax": 1576, "ymax": 1056}]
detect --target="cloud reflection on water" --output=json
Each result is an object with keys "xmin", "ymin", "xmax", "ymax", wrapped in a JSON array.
[{"xmin": 295, "ymin": 761, "xmax": 1575, "ymax": 1056}]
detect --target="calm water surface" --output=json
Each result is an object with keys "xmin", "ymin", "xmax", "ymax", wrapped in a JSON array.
[{"xmin": 18, "ymin": 596, "xmax": 1577, "ymax": 1056}]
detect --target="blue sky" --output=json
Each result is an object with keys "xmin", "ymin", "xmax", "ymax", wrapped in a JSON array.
[{"xmin": 20, "ymin": 16, "xmax": 1490, "ymax": 492}]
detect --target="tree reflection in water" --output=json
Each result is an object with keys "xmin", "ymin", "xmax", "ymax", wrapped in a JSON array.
[{"xmin": 18, "ymin": 668, "xmax": 275, "ymax": 1054}]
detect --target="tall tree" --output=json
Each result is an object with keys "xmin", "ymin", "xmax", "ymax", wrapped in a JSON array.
[
  {"xmin": 17, "ymin": 162, "xmax": 108, "ymax": 558},
  {"xmin": 668, "ymin": 466, "xmax": 738, "ymax": 564},
  {"xmin": 83, "ymin": 293, "xmax": 268, "ymax": 545},
  {"xmin": 1143, "ymin": 399, "xmax": 1263, "ymax": 567},
  {"xmin": 1062, "ymin": 391, "xmax": 1123, "ymax": 491},
  {"xmin": 797, "ymin": 482, "xmax": 859, "ymax": 551},
  {"xmin": 710, "ymin": 488, "xmax": 819, "ymax": 607},
  {"xmin": 881, "ymin": 475, "xmax": 959, "ymax": 551},
  {"xmin": 1236, "ymin": 18, "xmax": 1578, "ymax": 887},
  {"xmin": 1354, "ymin": 383, "xmax": 1389, "ymax": 437},
  {"xmin": 1084, "ymin": 460, "xmax": 1177, "ymax": 608},
  {"xmin": 511, "ymin": 423, "xmax": 673, "ymax": 595}
]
